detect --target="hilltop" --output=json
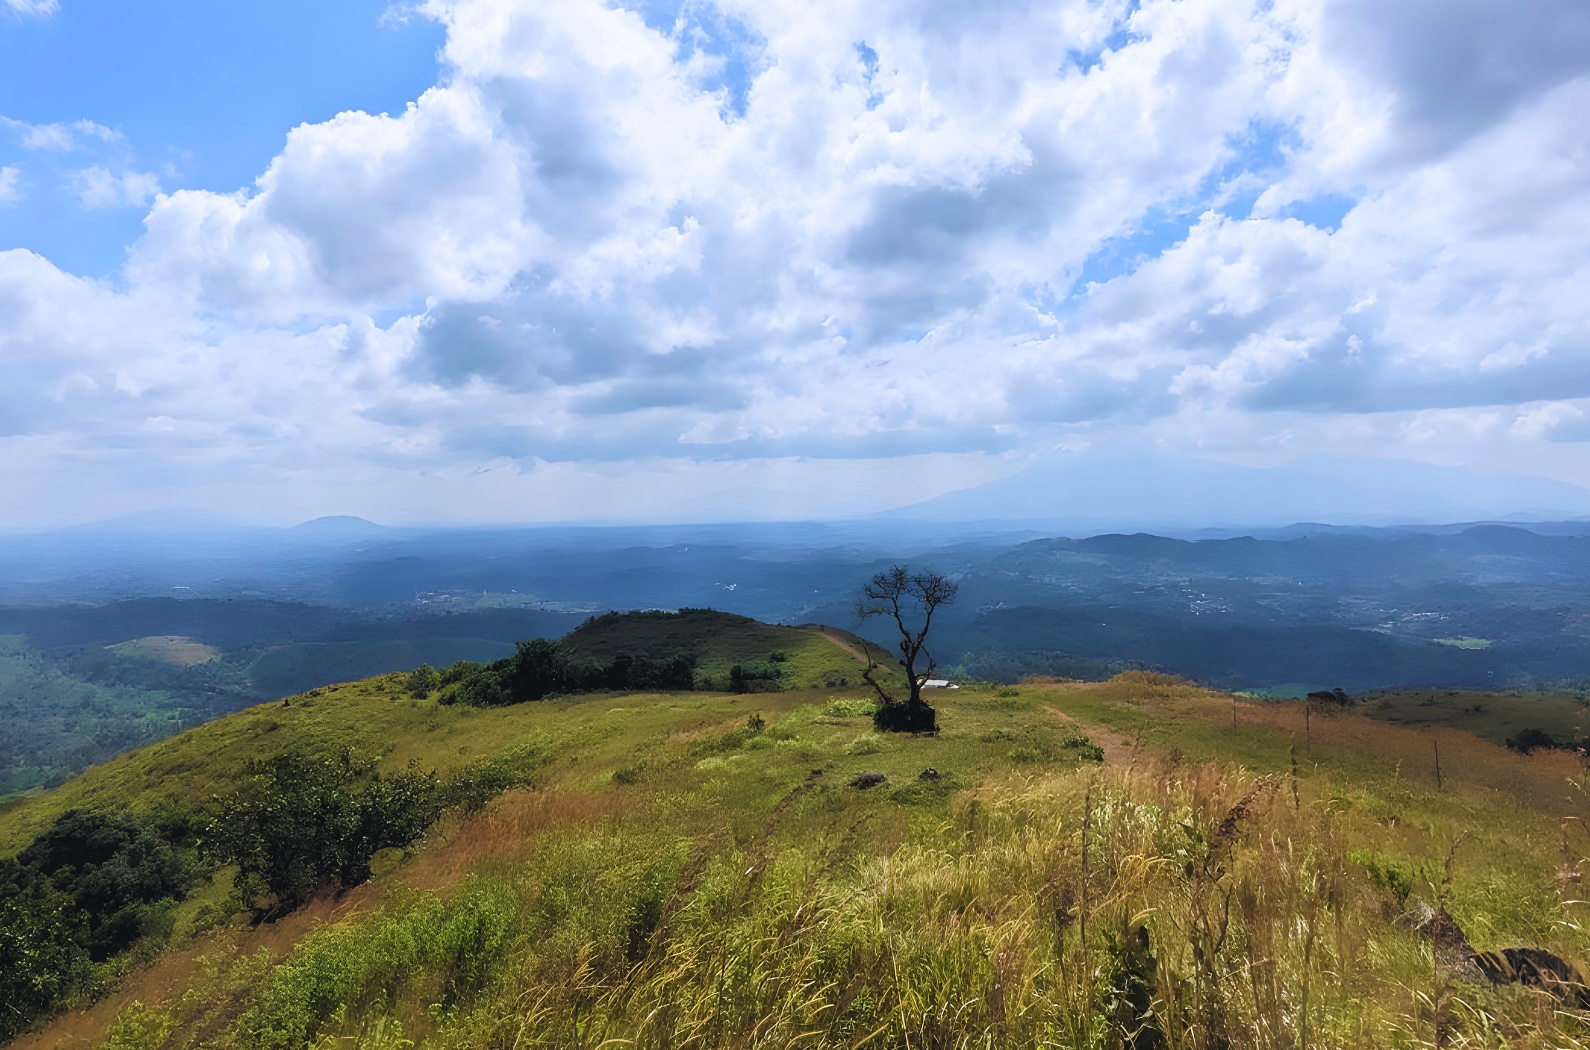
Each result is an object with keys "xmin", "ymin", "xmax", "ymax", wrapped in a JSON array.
[
  {"xmin": 561, "ymin": 608, "xmax": 884, "ymax": 691},
  {"xmin": 4, "ymin": 615, "xmax": 1590, "ymax": 1048}
]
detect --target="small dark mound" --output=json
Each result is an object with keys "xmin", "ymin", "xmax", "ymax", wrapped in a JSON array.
[
  {"xmin": 918, "ymin": 768, "xmax": 942, "ymax": 782},
  {"xmin": 851, "ymin": 771, "xmax": 887, "ymax": 789}
]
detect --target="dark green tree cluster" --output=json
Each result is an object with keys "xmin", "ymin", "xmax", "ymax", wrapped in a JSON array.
[
  {"xmin": 1305, "ymin": 687, "xmax": 1353, "ymax": 707},
  {"xmin": 428, "ymin": 639, "xmax": 696, "ymax": 708},
  {"xmin": 0, "ymin": 809, "xmax": 199, "ymax": 1040},
  {"xmin": 727, "ymin": 660, "xmax": 785, "ymax": 693},
  {"xmin": 0, "ymin": 744, "xmax": 526, "ymax": 1037},
  {"xmin": 208, "ymin": 750, "xmax": 442, "ymax": 914}
]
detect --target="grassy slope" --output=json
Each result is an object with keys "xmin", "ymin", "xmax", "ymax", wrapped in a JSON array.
[
  {"xmin": 9, "ymin": 676, "xmax": 1590, "ymax": 1048},
  {"xmin": 562, "ymin": 609, "xmax": 894, "ymax": 690},
  {"xmin": 1360, "ymin": 686, "xmax": 1590, "ymax": 747},
  {"xmin": 0, "ymin": 611, "xmax": 889, "ymax": 806}
]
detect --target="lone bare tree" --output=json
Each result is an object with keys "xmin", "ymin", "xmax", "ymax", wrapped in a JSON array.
[{"xmin": 855, "ymin": 564, "xmax": 958, "ymax": 732}]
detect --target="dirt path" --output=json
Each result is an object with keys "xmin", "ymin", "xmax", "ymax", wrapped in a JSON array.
[
  {"xmin": 802, "ymin": 626, "xmax": 871, "ymax": 664},
  {"xmin": 1039, "ymin": 702, "xmax": 1143, "ymax": 767}
]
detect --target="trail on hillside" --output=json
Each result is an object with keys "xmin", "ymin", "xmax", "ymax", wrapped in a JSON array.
[{"xmin": 802, "ymin": 627, "xmax": 871, "ymax": 665}]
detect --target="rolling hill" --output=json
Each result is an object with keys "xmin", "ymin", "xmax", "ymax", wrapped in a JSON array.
[{"xmin": 4, "ymin": 612, "xmax": 1590, "ymax": 1048}]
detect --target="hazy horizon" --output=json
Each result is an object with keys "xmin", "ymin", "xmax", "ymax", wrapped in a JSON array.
[{"xmin": 7, "ymin": 450, "xmax": 1590, "ymax": 533}]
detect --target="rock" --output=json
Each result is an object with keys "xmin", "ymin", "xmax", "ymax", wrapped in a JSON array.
[
  {"xmin": 918, "ymin": 768, "xmax": 942, "ymax": 782},
  {"xmin": 1425, "ymin": 902, "xmax": 1590, "ymax": 1002},
  {"xmin": 1473, "ymin": 947, "xmax": 1590, "ymax": 1002},
  {"xmin": 851, "ymin": 771, "xmax": 887, "ymax": 789}
]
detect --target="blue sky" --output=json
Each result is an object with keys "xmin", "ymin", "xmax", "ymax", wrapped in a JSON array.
[
  {"xmin": 2, "ymin": 0, "xmax": 1589, "ymax": 527},
  {"xmin": 0, "ymin": 0, "xmax": 442, "ymax": 275}
]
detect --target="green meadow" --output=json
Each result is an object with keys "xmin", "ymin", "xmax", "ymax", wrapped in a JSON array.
[{"xmin": 5, "ymin": 622, "xmax": 1590, "ymax": 1048}]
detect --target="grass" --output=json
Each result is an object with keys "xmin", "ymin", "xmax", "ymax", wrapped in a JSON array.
[
  {"xmin": 9, "ymin": 671, "xmax": 1590, "ymax": 1048},
  {"xmin": 1360, "ymin": 687, "xmax": 1590, "ymax": 748}
]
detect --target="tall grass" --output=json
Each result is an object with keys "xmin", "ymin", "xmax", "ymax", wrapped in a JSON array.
[{"xmin": 107, "ymin": 755, "xmax": 1590, "ymax": 1050}]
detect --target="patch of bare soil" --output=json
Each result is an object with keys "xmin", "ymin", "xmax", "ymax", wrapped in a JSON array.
[{"xmin": 1038, "ymin": 704, "xmax": 1140, "ymax": 766}]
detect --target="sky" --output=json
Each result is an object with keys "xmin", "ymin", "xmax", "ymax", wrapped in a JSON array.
[{"xmin": 1, "ymin": 0, "xmax": 1589, "ymax": 527}]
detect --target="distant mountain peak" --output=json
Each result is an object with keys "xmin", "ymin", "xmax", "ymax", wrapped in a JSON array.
[{"xmin": 287, "ymin": 516, "xmax": 388, "ymax": 534}]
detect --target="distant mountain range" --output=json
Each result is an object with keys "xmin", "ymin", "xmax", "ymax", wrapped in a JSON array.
[{"xmin": 891, "ymin": 453, "xmax": 1590, "ymax": 530}]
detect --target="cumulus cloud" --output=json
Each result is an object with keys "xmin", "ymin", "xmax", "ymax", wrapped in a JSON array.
[
  {"xmin": 1, "ymin": 0, "xmax": 1589, "ymax": 522},
  {"xmin": 0, "ymin": 166, "xmax": 20, "ymax": 206}
]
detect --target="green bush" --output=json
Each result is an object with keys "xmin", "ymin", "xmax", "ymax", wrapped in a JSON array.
[
  {"xmin": 728, "ymin": 661, "xmax": 784, "ymax": 693},
  {"xmin": 208, "ymin": 750, "xmax": 442, "ymax": 912},
  {"xmin": 823, "ymin": 698, "xmax": 878, "ymax": 719},
  {"xmin": 405, "ymin": 664, "xmax": 440, "ymax": 697},
  {"xmin": 1349, "ymin": 848, "xmax": 1419, "ymax": 907},
  {"xmin": 1061, "ymin": 734, "xmax": 1106, "ymax": 762},
  {"xmin": 0, "ymin": 805, "xmax": 204, "ymax": 1039},
  {"xmin": 0, "ymin": 883, "xmax": 90, "ymax": 1041},
  {"xmin": 437, "ymin": 641, "xmax": 697, "ymax": 707}
]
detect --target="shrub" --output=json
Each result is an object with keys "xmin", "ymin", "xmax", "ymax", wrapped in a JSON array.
[
  {"xmin": 0, "ymin": 883, "xmax": 90, "ymax": 1041},
  {"xmin": 0, "ymin": 807, "xmax": 203, "ymax": 1038},
  {"xmin": 1349, "ymin": 848, "xmax": 1419, "ymax": 906},
  {"xmin": 441, "ymin": 642, "xmax": 697, "ymax": 707},
  {"xmin": 208, "ymin": 750, "xmax": 442, "ymax": 912},
  {"xmin": 15, "ymin": 809, "xmax": 189, "ymax": 960},
  {"xmin": 1061, "ymin": 734, "xmax": 1106, "ymax": 762},
  {"xmin": 1507, "ymin": 726, "xmax": 1557, "ymax": 754},
  {"xmin": 440, "ymin": 660, "xmax": 483, "ymax": 686},
  {"xmin": 824, "ymin": 698, "xmax": 878, "ymax": 719},
  {"xmin": 873, "ymin": 698, "xmax": 936, "ymax": 733},
  {"xmin": 729, "ymin": 661, "xmax": 784, "ymax": 693},
  {"xmin": 405, "ymin": 664, "xmax": 440, "ymax": 697}
]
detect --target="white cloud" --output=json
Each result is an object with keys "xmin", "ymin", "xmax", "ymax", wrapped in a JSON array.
[
  {"xmin": 3, "ymin": 0, "xmax": 58, "ymax": 17},
  {"xmin": 130, "ymin": 90, "xmax": 529, "ymax": 318},
  {"xmin": 2, "ymin": 0, "xmax": 1589, "ymax": 523},
  {"xmin": 69, "ymin": 166, "xmax": 161, "ymax": 209},
  {"xmin": 5, "ymin": 118, "xmax": 121, "ymax": 151},
  {"xmin": 19, "ymin": 123, "xmax": 75, "ymax": 151},
  {"xmin": 0, "ymin": 166, "xmax": 20, "ymax": 206}
]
